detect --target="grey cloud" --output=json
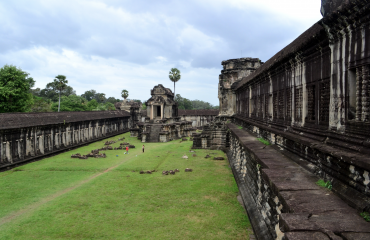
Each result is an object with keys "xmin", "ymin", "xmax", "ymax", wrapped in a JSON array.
[{"xmin": 0, "ymin": 0, "xmax": 313, "ymax": 70}]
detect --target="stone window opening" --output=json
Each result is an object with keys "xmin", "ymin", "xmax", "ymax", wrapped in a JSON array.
[
  {"xmin": 258, "ymin": 95, "xmax": 263, "ymax": 118},
  {"xmin": 156, "ymin": 106, "xmax": 161, "ymax": 118},
  {"xmin": 295, "ymin": 86, "xmax": 303, "ymax": 122},
  {"xmin": 278, "ymin": 90, "xmax": 284, "ymax": 119},
  {"xmin": 286, "ymin": 88, "xmax": 292, "ymax": 120},
  {"xmin": 273, "ymin": 91, "xmax": 278, "ymax": 119},
  {"xmin": 306, "ymin": 84, "xmax": 316, "ymax": 122},
  {"xmin": 319, "ymin": 79, "xmax": 330, "ymax": 123},
  {"xmin": 264, "ymin": 94, "xmax": 269, "ymax": 120}
]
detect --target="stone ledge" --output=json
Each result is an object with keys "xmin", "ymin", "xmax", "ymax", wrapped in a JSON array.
[{"xmin": 227, "ymin": 123, "xmax": 370, "ymax": 239}]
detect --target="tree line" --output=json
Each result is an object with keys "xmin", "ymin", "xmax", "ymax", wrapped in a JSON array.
[
  {"xmin": 0, "ymin": 65, "xmax": 122, "ymax": 113},
  {"xmin": 0, "ymin": 65, "xmax": 218, "ymax": 113}
]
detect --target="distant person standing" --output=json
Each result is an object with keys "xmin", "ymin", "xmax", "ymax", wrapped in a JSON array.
[
  {"xmin": 142, "ymin": 145, "xmax": 145, "ymax": 153},
  {"xmin": 126, "ymin": 146, "xmax": 129, "ymax": 154}
]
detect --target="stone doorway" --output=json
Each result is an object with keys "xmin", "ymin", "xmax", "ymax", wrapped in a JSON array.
[{"xmin": 157, "ymin": 106, "xmax": 161, "ymax": 118}]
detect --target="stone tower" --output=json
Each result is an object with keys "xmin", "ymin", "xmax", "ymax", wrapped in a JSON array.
[{"xmin": 218, "ymin": 58, "xmax": 262, "ymax": 116}]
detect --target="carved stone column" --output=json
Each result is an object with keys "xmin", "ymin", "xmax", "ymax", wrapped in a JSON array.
[
  {"xmin": 362, "ymin": 65, "xmax": 369, "ymax": 121},
  {"xmin": 161, "ymin": 104, "xmax": 163, "ymax": 119},
  {"xmin": 151, "ymin": 105, "xmax": 154, "ymax": 120},
  {"xmin": 356, "ymin": 67, "xmax": 363, "ymax": 121}
]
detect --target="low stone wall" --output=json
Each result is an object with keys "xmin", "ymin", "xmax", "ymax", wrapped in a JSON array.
[
  {"xmin": 192, "ymin": 117, "xmax": 228, "ymax": 150},
  {"xmin": 0, "ymin": 111, "xmax": 130, "ymax": 169},
  {"xmin": 233, "ymin": 116, "xmax": 370, "ymax": 213},
  {"xmin": 178, "ymin": 110, "xmax": 218, "ymax": 128},
  {"xmin": 227, "ymin": 123, "xmax": 370, "ymax": 240}
]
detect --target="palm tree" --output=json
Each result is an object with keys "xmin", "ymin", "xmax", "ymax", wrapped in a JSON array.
[
  {"xmin": 169, "ymin": 68, "xmax": 181, "ymax": 97},
  {"xmin": 53, "ymin": 75, "xmax": 68, "ymax": 112},
  {"xmin": 121, "ymin": 89, "xmax": 129, "ymax": 100}
]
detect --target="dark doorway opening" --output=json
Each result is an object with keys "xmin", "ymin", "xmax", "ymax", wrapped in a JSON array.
[{"xmin": 157, "ymin": 106, "xmax": 161, "ymax": 117}]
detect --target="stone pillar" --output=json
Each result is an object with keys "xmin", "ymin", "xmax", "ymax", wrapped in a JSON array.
[
  {"xmin": 356, "ymin": 67, "xmax": 363, "ymax": 121},
  {"xmin": 161, "ymin": 104, "xmax": 163, "ymax": 119},
  {"xmin": 151, "ymin": 105, "xmax": 154, "ymax": 120},
  {"xmin": 362, "ymin": 65, "xmax": 369, "ymax": 121}
]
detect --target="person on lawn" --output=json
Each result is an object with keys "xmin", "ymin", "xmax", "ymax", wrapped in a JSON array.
[
  {"xmin": 126, "ymin": 146, "xmax": 129, "ymax": 154},
  {"xmin": 142, "ymin": 145, "xmax": 145, "ymax": 153}
]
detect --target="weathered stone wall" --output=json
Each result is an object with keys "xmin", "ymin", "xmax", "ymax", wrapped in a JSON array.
[
  {"xmin": 228, "ymin": 0, "xmax": 370, "ymax": 214},
  {"xmin": 227, "ymin": 123, "xmax": 370, "ymax": 240},
  {"xmin": 178, "ymin": 109, "xmax": 219, "ymax": 128},
  {"xmin": 192, "ymin": 117, "xmax": 228, "ymax": 150},
  {"xmin": 0, "ymin": 111, "xmax": 130, "ymax": 169},
  {"xmin": 219, "ymin": 58, "xmax": 262, "ymax": 116},
  {"xmin": 216, "ymin": 1, "xmax": 370, "ymax": 238}
]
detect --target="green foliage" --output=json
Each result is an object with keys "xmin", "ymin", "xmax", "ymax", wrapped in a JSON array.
[
  {"xmin": 360, "ymin": 212, "xmax": 370, "ymax": 222},
  {"xmin": 175, "ymin": 94, "xmax": 218, "ymax": 110},
  {"xmin": 106, "ymin": 97, "xmax": 118, "ymax": 104},
  {"xmin": 51, "ymin": 95, "xmax": 88, "ymax": 112},
  {"xmin": 91, "ymin": 102, "xmax": 116, "ymax": 111},
  {"xmin": 0, "ymin": 132, "xmax": 251, "ymax": 239},
  {"xmin": 142, "ymin": 103, "xmax": 147, "ymax": 110},
  {"xmin": 175, "ymin": 94, "xmax": 193, "ymax": 110},
  {"xmin": 316, "ymin": 179, "xmax": 332, "ymax": 190},
  {"xmin": 105, "ymin": 102, "xmax": 116, "ymax": 110},
  {"xmin": 29, "ymin": 96, "xmax": 52, "ymax": 112},
  {"xmin": 237, "ymin": 125, "xmax": 243, "ymax": 129},
  {"xmin": 257, "ymin": 138, "xmax": 270, "ymax": 145},
  {"xmin": 169, "ymin": 68, "xmax": 181, "ymax": 96},
  {"xmin": 191, "ymin": 99, "xmax": 213, "ymax": 109},
  {"xmin": 81, "ymin": 90, "xmax": 107, "ymax": 103},
  {"xmin": 121, "ymin": 89, "xmax": 129, "ymax": 100},
  {"xmin": 96, "ymin": 93, "xmax": 106, "ymax": 103},
  {"xmin": 81, "ymin": 89, "xmax": 96, "ymax": 101},
  {"xmin": 0, "ymin": 65, "xmax": 35, "ymax": 113},
  {"xmin": 54, "ymin": 75, "xmax": 68, "ymax": 112},
  {"xmin": 53, "ymin": 75, "xmax": 68, "ymax": 92},
  {"xmin": 87, "ymin": 99, "xmax": 98, "ymax": 110},
  {"xmin": 36, "ymin": 81, "xmax": 75, "ymax": 102}
]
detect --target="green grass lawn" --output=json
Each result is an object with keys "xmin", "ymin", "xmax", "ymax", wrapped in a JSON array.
[{"xmin": 0, "ymin": 133, "xmax": 252, "ymax": 239}]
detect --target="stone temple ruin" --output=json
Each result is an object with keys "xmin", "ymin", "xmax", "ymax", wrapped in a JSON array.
[
  {"xmin": 1, "ymin": 0, "xmax": 370, "ymax": 239},
  {"xmin": 131, "ymin": 84, "xmax": 195, "ymax": 142},
  {"xmin": 193, "ymin": 0, "xmax": 370, "ymax": 239},
  {"xmin": 0, "ymin": 85, "xmax": 217, "ymax": 170}
]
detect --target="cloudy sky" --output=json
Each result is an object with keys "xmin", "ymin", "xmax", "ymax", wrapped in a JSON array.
[{"xmin": 0, "ymin": 0, "xmax": 322, "ymax": 105}]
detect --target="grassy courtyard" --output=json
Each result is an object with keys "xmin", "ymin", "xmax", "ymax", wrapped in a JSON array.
[{"xmin": 0, "ymin": 132, "xmax": 251, "ymax": 239}]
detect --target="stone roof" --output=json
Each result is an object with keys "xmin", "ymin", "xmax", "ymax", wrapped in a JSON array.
[
  {"xmin": 234, "ymin": 22, "xmax": 325, "ymax": 90},
  {"xmin": 151, "ymin": 84, "xmax": 174, "ymax": 97},
  {"xmin": 0, "ymin": 111, "xmax": 130, "ymax": 130},
  {"xmin": 178, "ymin": 109, "xmax": 219, "ymax": 116}
]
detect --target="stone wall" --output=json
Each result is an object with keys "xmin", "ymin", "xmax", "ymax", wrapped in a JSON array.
[
  {"xmin": 215, "ymin": 1, "xmax": 370, "ymax": 238},
  {"xmin": 178, "ymin": 109, "xmax": 219, "ymax": 128},
  {"xmin": 219, "ymin": 58, "xmax": 262, "ymax": 116},
  {"xmin": 192, "ymin": 117, "xmax": 228, "ymax": 150},
  {"xmin": 227, "ymin": 123, "xmax": 370, "ymax": 240},
  {"xmin": 227, "ymin": 0, "xmax": 370, "ymax": 214},
  {"xmin": 0, "ymin": 111, "xmax": 130, "ymax": 169}
]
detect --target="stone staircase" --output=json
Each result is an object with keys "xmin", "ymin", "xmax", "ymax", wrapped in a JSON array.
[{"xmin": 149, "ymin": 124, "xmax": 162, "ymax": 142}]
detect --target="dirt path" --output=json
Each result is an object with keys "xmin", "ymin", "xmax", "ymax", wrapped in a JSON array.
[{"xmin": 0, "ymin": 153, "xmax": 138, "ymax": 227}]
